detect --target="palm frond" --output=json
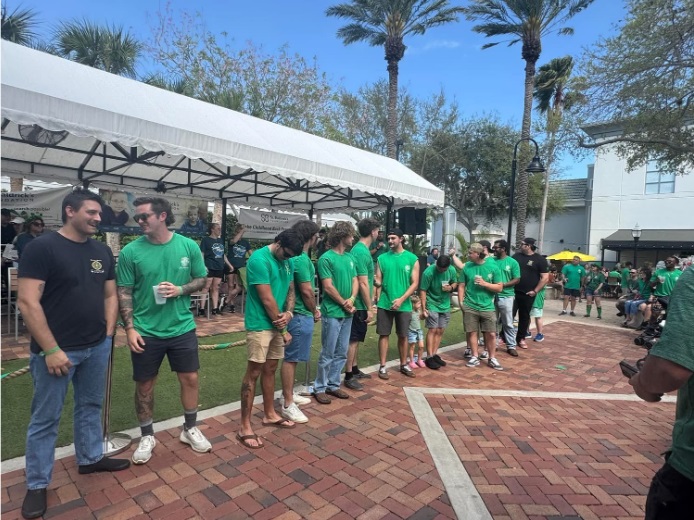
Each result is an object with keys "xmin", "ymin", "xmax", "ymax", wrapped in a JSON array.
[{"xmin": 1, "ymin": 5, "xmax": 39, "ymax": 45}]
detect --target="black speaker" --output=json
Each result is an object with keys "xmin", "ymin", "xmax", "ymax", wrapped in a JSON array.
[{"xmin": 398, "ymin": 207, "xmax": 427, "ymax": 235}]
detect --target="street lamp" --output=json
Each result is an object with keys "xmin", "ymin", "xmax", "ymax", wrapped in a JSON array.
[
  {"xmin": 395, "ymin": 139, "xmax": 404, "ymax": 162},
  {"xmin": 507, "ymin": 137, "xmax": 546, "ymax": 249},
  {"xmin": 631, "ymin": 223, "xmax": 642, "ymax": 266}
]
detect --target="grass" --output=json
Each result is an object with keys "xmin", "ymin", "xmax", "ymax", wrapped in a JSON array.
[{"xmin": 1, "ymin": 315, "xmax": 465, "ymax": 460}]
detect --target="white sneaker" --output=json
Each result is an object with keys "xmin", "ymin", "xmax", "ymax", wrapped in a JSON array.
[
  {"xmin": 280, "ymin": 393, "xmax": 311, "ymax": 406},
  {"xmin": 132, "ymin": 435, "xmax": 156, "ymax": 464},
  {"xmin": 180, "ymin": 426, "xmax": 212, "ymax": 453},
  {"xmin": 281, "ymin": 402, "xmax": 309, "ymax": 424}
]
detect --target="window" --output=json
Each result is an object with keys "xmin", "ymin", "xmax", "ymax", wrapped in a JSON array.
[{"xmin": 645, "ymin": 159, "xmax": 675, "ymax": 194}]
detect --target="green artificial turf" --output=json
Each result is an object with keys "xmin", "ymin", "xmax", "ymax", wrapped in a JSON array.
[{"xmin": 1, "ymin": 316, "xmax": 466, "ymax": 460}]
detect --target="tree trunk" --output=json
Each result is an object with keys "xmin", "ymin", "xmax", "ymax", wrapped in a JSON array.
[
  {"xmin": 514, "ymin": 57, "xmax": 537, "ymax": 245},
  {"xmin": 386, "ymin": 58, "xmax": 399, "ymax": 159},
  {"xmin": 538, "ymin": 131, "xmax": 557, "ymax": 253}
]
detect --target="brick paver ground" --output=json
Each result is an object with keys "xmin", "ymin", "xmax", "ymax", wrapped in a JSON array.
[{"xmin": 1, "ymin": 318, "xmax": 671, "ymax": 519}]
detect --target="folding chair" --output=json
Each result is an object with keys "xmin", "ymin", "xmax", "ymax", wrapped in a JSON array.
[{"xmin": 190, "ymin": 292, "xmax": 210, "ymax": 319}]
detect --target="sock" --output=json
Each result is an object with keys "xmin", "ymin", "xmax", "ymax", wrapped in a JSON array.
[
  {"xmin": 345, "ymin": 371, "xmax": 353, "ymax": 380},
  {"xmin": 140, "ymin": 421, "xmax": 154, "ymax": 437},
  {"xmin": 184, "ymin": 409, "xmax": 197, "ymax": 431},
  {"xmin": 597, "ymin": 307, "xmax": 602, "ymax": 317},
  {"xmin": 352, "ymin": 365, "xmax": 359, "ymax": 374},
  {"xmin": 586, "ymin": 305, "xmax": 592, "ymax": 315}
]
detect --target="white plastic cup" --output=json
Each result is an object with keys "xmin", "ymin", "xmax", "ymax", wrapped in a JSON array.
[{"xmin": 153, "ymin": 285, "xmax": 166, "ymax": 305}]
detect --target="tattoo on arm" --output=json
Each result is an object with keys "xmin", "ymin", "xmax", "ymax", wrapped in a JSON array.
[
  {"xmin": 117, "ymin": 286, "xmax": 134, "ymax": 329},
  {"xmin": 182, "ymin": 277, "xmax": 207, "ymax": 295},
  {"xmin": 240, "ymin": 382, "xmax": 251, "ymax": 416},
  {"xmin": 285, "ymin": 282, "xmax": 296, "ymax": 313},
  {"xmin": 37, "ymin": 283, "xmax": 45, "ymax": 297}
]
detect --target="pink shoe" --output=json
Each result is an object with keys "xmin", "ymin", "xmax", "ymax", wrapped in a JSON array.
[
  {"xmin": 408, "ymin": 361, "xmax": 418, "ymax": 369},
  {"xmin": 417, "ymin": 359, "xmax": 426, "ymax": 368}
]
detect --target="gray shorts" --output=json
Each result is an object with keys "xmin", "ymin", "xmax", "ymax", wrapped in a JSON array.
[
  {"xmin": 462, "ymin": 305, "xmax": 496, "ymax": 333},
  {"xmin": 376, "ymin": 308, "xmax": 410, "ymax": 337},
  {"xmin": 426, "ymin": 311, "xmax": 450, "ymax": 329}
]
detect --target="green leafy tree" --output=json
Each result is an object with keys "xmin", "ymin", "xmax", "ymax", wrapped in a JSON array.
[
  {"xmin": 577, "ymin": 0, "xmax": 694, "ymax": 174},
  {"xmin": 148, "ymin": 6, "xmax": 333, "ymax": 133},
  {"xmin": 462, "ymin": 0, "xmax": 594, "ymax": 244},
  {"xmin": 1, "ymin": 4, "xmax": 38, "ymax": 45},
  {"xmin": 533, "ymin": 55, "xmax": 583, "ymax": 251},
  {"xmin": 326, "ymin": 0, "xmax": 463, "ymax": 158},
  {"xmin": 53, "ymin": 19, "xmax": 141, "ymax": 77}
]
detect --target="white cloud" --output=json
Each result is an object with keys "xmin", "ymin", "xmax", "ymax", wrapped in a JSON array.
[{"xmin": 422, "ymin": 40, "xmax": 461, "ymax": 51}]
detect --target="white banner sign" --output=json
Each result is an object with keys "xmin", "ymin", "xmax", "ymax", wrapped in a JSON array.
[
  {"xmin": 1, "ymin": 186, "xmax": 73, "ymax": 230},
  {"xmin": 238, "ymin": 209, "xmax": 306, "ymax": 240}
]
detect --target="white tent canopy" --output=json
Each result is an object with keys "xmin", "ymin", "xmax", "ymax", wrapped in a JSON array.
[{"xmin": 1, "ymin": 41, "xmax": 443, "ymax": 213}]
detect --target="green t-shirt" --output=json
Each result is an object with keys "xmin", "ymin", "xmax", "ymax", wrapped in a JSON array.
[
  {"xmin": 458, "ymin": 261, "xmax": 501, "ymax": 312},
  {"xmin": 494, "ymin": 256, "xmax": 521, "ymax": 298},
  {"xmin": 532, "ymin": 287, "xmax": 546, "ymax": 310},
  {"xmin": 637, "ymin": 279, "xmax": 652, "ymax": 299},
  {"xmin": 350, "ymin": 241, "xmax": 374, "ymax": 311},
  {"xmin": 562, "ymin": 263, "xmax": 586, "ymax": 290},
  {"xmin": 585, "ymin": 271, "xmax": 605, "ymax": 291},
  {"xmin": 370, "ymin": 240, "xmax": 388, "ymax": 263},
  {"xmin": 420, "ymin": 264, "xmax": 457, "ymax": 312},
  {"xmin": 116, "ymin": 233, "xmax": 207, "ymax": 338},
  {"xmin": 608, "ymin": 270, "xmax": 621, "ymax": 282},
  {"xmin": 649, "ymin": 267, "xmax": 694, "ymax": 482},
  {"xmin": 651, "ymin": 269, "xmax": 682, "ymax": 297},
  {"xmin": 291, "ymin": 252, "xmax": 315, "ymax": 317},
  {"xmin": 318, "ymin": 249, "xmax": 357, "ymax": 318},
  {"xmin": 621, "ymin": 268, "xmax": 631, "ymax": 288},
  {"xmin": 245, "ymin": 245, "xmax": 293, "ymax": 331},
  {"xmin": 377, "ymin": 249, "xmax": 418, "ymax": 313}
]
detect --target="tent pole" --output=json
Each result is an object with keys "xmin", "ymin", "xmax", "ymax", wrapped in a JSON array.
[
  {"xmin": 385, "ymin": 202, "xmax": 393, "ymax": 235},
  {"xmin": 220, "ymin": 198, "xmax": 228, "ymax": 243}
]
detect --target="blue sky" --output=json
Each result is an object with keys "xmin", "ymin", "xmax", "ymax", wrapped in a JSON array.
[{"xmin": 23, "ymin": 0, "xmax": 626, "ymax": 179}]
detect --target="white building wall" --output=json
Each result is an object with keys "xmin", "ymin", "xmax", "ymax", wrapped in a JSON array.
[{"xmin": 589, "ymin": 145, "xmax": 694, "ymax": 261}]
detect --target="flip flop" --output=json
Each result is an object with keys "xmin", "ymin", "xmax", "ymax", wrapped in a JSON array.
[
  {"xmin": 261, "ymin": 418, "xmax": 296, "ymax": 429},
  {"xmin": 236, "ymin": 432, "xmax": 264, "ymax": 449}
]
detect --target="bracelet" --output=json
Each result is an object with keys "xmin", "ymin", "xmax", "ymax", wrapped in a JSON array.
[
  {"xmin": 281, "ymin": 328, "xmax": 288, "ymax": 335},
  {"xmin": 285, "ymin": 311, "xmax": 294, "ymax": 320},
  {"xmin": 177, "ymin": 286, "xmax": 183, "ymax": 296},
  {"xmin": 40, "ymin": 346, "xmax": 61, "ymax": 357}
]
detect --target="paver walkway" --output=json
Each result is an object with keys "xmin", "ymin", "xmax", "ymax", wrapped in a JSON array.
[{"xmin": 1, "ymin": 318, "xmax": 672, "ymax": 519}]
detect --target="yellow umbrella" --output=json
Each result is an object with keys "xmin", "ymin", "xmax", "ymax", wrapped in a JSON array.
[{"xmin": 546, "ymin": 250, "xmax": 596, "ymax": 261}]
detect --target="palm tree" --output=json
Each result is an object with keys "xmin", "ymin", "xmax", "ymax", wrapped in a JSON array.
[
  {"xmin": 53, "ymin": 19, "xmax": 141, "ymax": 77},
  {"xmin": 533, "ymin": 55, "xmax": 581, "ymax": 251},
  {"xmin": 462, "ymin": 0, "xmax": 594, "ymax": 244},
  {"xmin": 326, "ymin": 0, "xmax": 463, "ymax": 158},
  {"xmin": 1, "ymin": 4, "xmax": 38, "ymax": 45}
]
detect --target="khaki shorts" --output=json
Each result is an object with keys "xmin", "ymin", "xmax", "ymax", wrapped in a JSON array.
[
  {"xmin": 462, "ymin": 305, "xmax": 496, "ymax": 332},
  {"xmin": 246, "ymin": 330, "xmax": 284, "ymax": 363}
]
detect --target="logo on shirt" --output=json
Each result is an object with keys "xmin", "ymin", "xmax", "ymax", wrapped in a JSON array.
[
  {"xmin": 180, "ymin": 256, "xmax": 190, "ymax": 269},
  {"xmin": 505, "ymin": 265, "xmax": 511, "ymax": 271},
  {"xmin": 90, "ymin": 259, "xmax": 104, "ymax": 274},
  {"xmin": 527, "ymin": 260, "xmax": 534, "ymax": 266},
  {"xmin": 212, "ymin": 243, "xmax": 224, "ymax": 258},
  {"xmin": 285, "ymin": 263, "xmax": 291, "ymax": 276},
  {"xmin": 487, "ymin": 273, "xmax": 494, "ymax": 281},
  {"xmin": 405, "ymin": 265, "xmax": 411, "ymax": 273}
]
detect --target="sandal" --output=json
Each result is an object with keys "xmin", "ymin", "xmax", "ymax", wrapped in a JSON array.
[
  {"xmin": 261, "ymin": 418, "xmax": 296, "ymax": 429},
  {"xmin": 236, "ymin": 432, "xmax": 264, "ymax": 449}
]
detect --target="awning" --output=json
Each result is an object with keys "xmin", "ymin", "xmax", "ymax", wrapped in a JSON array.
[
  {"xmin": 0, "ymin": 41, "xmax": 443, "ymax": 212},
  {"xmin": 602, "ymin": 229, "xmax": 694, "ymax": 250}
]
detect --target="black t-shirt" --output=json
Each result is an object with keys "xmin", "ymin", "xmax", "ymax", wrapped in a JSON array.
[
  {"xmin": 200, "ymin": 236, "xmax": 225, "ymax": 271},
  {"xmin": 229, "ymin": 239, "xmax": 251, "ymax": 269},
  {"xmin": 1, "ymin": 223, "xmax": 17, "ymax": 247},
  {"xmin": 19, "ymin": 232, "xmax": 115, "ymax": 353},
  {"xmin": 512, "ymin": 252, "xmax": 549, "ymax": 293}
]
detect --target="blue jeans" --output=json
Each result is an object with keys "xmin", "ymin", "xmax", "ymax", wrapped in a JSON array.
[
  {"xmin": 496, "ymin": 296, "xmax": 517, "ymax": 348},
  {"xmin": 625, "ymin": 299, "xmax": 645, "ymax": 315},
  {"xmin": 314, "ymin": 316, "xmax": 353, "ymax": 393},
  {"xmin": 26, "ymin": 336, "xmax": 111, "ymax": 490}
]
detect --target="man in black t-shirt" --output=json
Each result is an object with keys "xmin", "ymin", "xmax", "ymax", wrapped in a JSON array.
[
  {"xmin": 18, "ymin": 189, "xmax": 129, "ymax": 519},
  {"xmin": 512, "ymin": 238, "xmax": 549, "ymax": 350}
]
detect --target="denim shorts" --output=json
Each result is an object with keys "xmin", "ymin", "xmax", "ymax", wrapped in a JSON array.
[
  {"xmin": 284, "ymin": 314, "xmax": 314, "ymax": 362},
  {"xmin": 131, "ymin": 329, "xmax": 199, "ymax": 381},
  {"xmin": 408, "ymin": 329, "xmax": 424, "ymax": 343},
  {"xmin": 585, "ymin": 287, "xmax": 602, "ymax": 297}
]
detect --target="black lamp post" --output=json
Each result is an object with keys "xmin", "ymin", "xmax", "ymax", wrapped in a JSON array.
[
  {"xmin": 507, "ymin": 137, "xmax": 546, "ymax": 249},
  {"xmin": 631, "ymin": 224, "xmax": 642, "ymax": 266},
  {"xmin": 395, "ymin": 139, "xmax": 404, "ymax": 162}
]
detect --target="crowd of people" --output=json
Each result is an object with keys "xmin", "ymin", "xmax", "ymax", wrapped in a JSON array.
[{"xmin": 10, "ymin": 188, "xmax": 693, "ymax": 518}]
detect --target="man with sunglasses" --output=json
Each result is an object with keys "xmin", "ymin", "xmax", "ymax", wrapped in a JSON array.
[
  {"xmin": 14, "ymin": 217, "xmax": 45, "ymax": 263},
  {"xmin": 237, "ymin": 229, "xmax": 304, "ymax": 448},
  {"xmin": 511, "ymin": 238, "xmax": 549, "ymax": 351},
  {"xmin": 117, "ymin": 197, "xmax": 210, "ymax": 465}
]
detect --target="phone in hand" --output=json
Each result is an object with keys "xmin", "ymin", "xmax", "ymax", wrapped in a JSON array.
[{"xmin": 619, "ymin": 360, "xmax": 639, "ymax": 379}]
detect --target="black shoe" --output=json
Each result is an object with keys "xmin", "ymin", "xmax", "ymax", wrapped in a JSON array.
[
  {"xmin": 616, "ymin": 312, "xmax": 624, "ymax": 317},
  {"xmin": 344, "ymin": 378, "xmax": 364, "ymax": 391},
  {"xmin": 228, "ymin": 304, "xmax": 236, "ymax": 313},
  {"xmin": 22, "ymin": 489, "xmax": 47, "ymax": 519},
  {"xmin": 197, "ymin": 308, "xmax": 206, "ymax": 316},
  {"xmin": 353, "ymin": 369, "xmax": 372, "ymax": 379},
  {"xmin": 78, "ymin": 457, "xmax": 131, "ymax": 474},
  {"xmin": 433, "ymin": 354, "xmax": 447, "ymax": 367},
  {"xmin": 507, "ymin": 348, "xmax": 519, "ymax": 357},
  {"xmin": 425, "ymin": 357, "xmax": 441, "ymax": 370}
]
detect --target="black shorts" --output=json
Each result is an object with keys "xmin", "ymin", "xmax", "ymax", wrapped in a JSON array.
[
  {"xmin": 645, "ymin": 462, "xmax": 694, "ymax": 520},
  {"xmin": 131, "ymin": 330, "xmax": 200, "ymax": 381},
  {"xmin": 349, "ymin": 310, "xmax": 369, "ymax": 342},
  {"xmin": 207, "ymin": 269, "xmax": 224, "ymax": 278},
  {"xmin": 376, "ymin": 308, "xmax": 410, "ymax": 338},
  {"xmin": 563, "ymin": 288, "xmax": 580, "ymax": 297}
]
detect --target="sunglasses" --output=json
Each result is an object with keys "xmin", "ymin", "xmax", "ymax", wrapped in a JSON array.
[
  {"xmin": 280, "ymin": 247, "xmax": 299, "ymax": 259},
  {"xmin": 133, "ymin": 212, "xmax": 155, "ymax": 222},
  {"xmin": 32, "ymin": 222, "xmax": 45, "ymax": 227}
]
